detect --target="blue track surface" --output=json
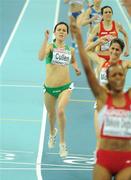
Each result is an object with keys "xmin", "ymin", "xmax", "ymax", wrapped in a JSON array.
[{"xmin": 0, "ymin": 0, "xmax": 131, "ymax": 180}]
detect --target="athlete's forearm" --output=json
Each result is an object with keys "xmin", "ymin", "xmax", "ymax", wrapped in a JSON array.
[
  {"xmin": 81, "ymin": 18, "xmax": 94, "ymax": 26},
  {"xmin": 71, "ymin": 61, "xmax": 81, "ymax": 75},
  {"xmin": 85, "ymin": 39, "xmax": 101, "ymax": 51},
  {"xmin": 38, "ymin": 37, "xmax": 49, "ymax": 60},
  {"xmin": 75, "ymin": 28, "xmax": 103, "ymax": 96},
  {"xmin": 124, "ymin": 35, "xmax": 129, "ymax": 54}
]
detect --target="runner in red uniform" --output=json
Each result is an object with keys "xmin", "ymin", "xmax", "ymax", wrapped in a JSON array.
[
  {"xmin": 87, "ymin": 5, "xmax": 129, "ymax": 61},
  {"xmin": 70, "ymin": 17, "xmax": 131, "ymax": 179}
]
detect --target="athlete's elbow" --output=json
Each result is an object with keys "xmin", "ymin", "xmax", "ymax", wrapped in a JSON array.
[
  {"xmin": 39, "ymin": 50, "xmax": 46, "ymax": 60},
  {"xmin": 38, "ymin": 53, "xmax": 44, "ymax": 61}
]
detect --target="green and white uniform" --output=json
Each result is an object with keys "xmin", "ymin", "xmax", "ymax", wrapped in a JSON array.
[{"xmin": 44, "ymin": 43, "xmax": 74, "ymax": 98}]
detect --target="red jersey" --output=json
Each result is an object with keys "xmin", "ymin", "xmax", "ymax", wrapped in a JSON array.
[
  {"xmin": 99, "ymin": 92, "xmax": 131, "ymax": 140},
  {"xmin": 98, "ymin": 21, "xmax": 118, "ymax": 51}
]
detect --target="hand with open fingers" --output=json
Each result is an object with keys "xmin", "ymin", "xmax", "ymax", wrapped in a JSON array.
[
  {"xmin": 70, "ymin": 16, "xmax": 79, "ymax": 35},
  {"xmin": 99, "ymin": 36, "xmax": 109, "ymax": 44}
]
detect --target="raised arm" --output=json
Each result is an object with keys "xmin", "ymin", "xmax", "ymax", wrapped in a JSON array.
[
  {"xmin": 85, "ymin": 37, "xmax": 107, "ymax": 65},
  {"xmin": 70, "ymin": 17, "xmax": 106, "ymax": 98},
  {"xmin": 77, "ymin": 8, "xmax": 91, "ymax": 27},
  {"xmin": 38, "ymin": 30, "xmax": 51, "ymax": 61},
  {"xmin": 77, "ymin": 8, "xmax": 101, "ymax": 28},
  {"xmin": 86, "ymin": 24, "xmax": 100, "ymax": 44}
]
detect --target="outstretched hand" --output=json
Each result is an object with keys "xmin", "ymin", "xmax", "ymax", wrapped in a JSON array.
[
  {"xmin": 69, "ymin": 16, "xmax": 80, "ymax": 37},
  {"xmin": 99, "ymin": 36, "xmax": 109, "ymax": 45}
]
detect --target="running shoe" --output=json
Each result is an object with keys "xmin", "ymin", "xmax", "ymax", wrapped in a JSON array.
[
  {"xmin": 48, "ymin": 128, "xmax": 57, "ymax": 149},
  {"xmin": 59, "ymin": 143, "xmax": 68, "ymax": 158}
]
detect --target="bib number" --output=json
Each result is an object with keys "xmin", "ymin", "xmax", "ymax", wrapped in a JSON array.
[
  {"xmin": 103, "ymin": 111, "xmax": 131, "ymax": 138},
  {"xmin": 52, "ymin": 49, "xmax": 71, "ymax": 65},
  {"xmin": 99, "ymin": 69, "xmax": 107, "ymax": 84}
]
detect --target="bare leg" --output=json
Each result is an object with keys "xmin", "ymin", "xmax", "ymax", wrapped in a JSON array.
[
  {"xmin": 44, "ymin": 92, "xmax": 57, "ymax": 136},
  {"xmin": 57, "ymin": 89, "xmax": 72, "ymax": 144},
  {"xmin": 93, "ymin": 164, "xmax": 112, "ymax": 180},
  {"xmin": 115, "ymin": 167, "xmax": 131, "ymax": 180},
  {"xmin": 94, "ymin": 109, "xmax": 100, "ymax": 149}
]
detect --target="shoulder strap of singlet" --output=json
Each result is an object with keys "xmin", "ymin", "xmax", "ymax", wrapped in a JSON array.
[
  {"xmin": 98, "ymin": 21, "xmax": 104, "ymax": 37},
  {"xmin": 112, "ymin": 21, "xmax": 117, "ymax": 33},
  {"xmin": 102, "ymin": 61, "xmax": 110, "ymax": 68},
  {"xmin": 52, "ymin": 43, "xmax": 57, "ymax": 48},
  {"xmin": 106, "ymin": 93, "xmax": 112, "ymax": 107},
  {"xmin": 124, "ymin": 91, "xmax": 131, "ymax": 109},
  {"xmin": 118, "ymin": 60, "xmax": 122, "ymax": 64},
  {"xmin": 65, "ymin": 44, "xmax": 71, "ymax": 51},
  {"xmin": 109, "ymin": 21, "xmax": 118, "ymax": 36},
  {"xmin": 110, "ymin": 21, "xmax": 115, "ymax": 31}
]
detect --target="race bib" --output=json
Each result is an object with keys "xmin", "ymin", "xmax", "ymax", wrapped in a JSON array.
[
  {"xmin": 99, "ymin": 68, "xmax": 108, "ymax": 84},
  {"xmin": 101, "ymin": 35, "xmax": 114, "ymax": 51},
  {"xmin": 101, "ymin": 41, "xmax": 111, "ymax": 51},
  {"xmin": 52, "ymin": 48, "xmax": 71, "ymax": 66},
  {"xmin": 103, "ymin": 109, "xmax": 131, "ymax": 138}
]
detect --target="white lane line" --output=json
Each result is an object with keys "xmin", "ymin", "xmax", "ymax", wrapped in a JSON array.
[
  {"xmin": 0, "ymin": 0, "xmax": 30, "ymax": 66},
  {"xmin": 0, "ymin": 118, "xmax": 41, "ymax": 123},
  {"xmin": 36, "ymin": 104, "xmax": 47, "ymax": 163},
  {"xmin": 36, "ymin": 1, "xmax": 61, "ymax": 179},
  {"xmin": 1, "ymin": 83, "xmax": 130, "ymax": 90},
  {"xmin": 70, "ymin": 99, "xmax": 95, "ymax": 103},
  {"xmin": 0, "ymin": 149, "xmax": 34, "ymax": 154},
  {"xmin": 75, "ymin": 87, "xmax": 90, "ymax": 90},
  {"xmin": 0, "ymin": 167, "xmax": 93, "ymax": 171},
  {"xmin": 0, "ymin": 161, "xmax": 35, "ymax": 165},
  {"xmin": 0, "ymin": 84, "xmax": 41, "ymax": 88},
  {"xmin": 41, "ymin": 163, "xmax": 93, "ymax": 168},
  {"xmin": 47, "ymin": 152, "xmax": 94, "ymax": 157},
  {"xmin": 116, "ymin": 0, "xmax": 131, "ymax": 30},
  {"xmin": 0, "ymin": 83, "xmax": 91, "ymax": 90},
  {"xmin": 0, "ymin": 162, "xmax": 93, "ymax": 169}
]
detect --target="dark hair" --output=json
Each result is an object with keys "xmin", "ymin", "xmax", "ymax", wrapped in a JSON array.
[
  {"xmin": 106, "ymin": 63, "xmax": 125, "ymax": 89},
  {"xmin": 106, "ymin": 63, "xmax": 124, "ymax": 79},
  {"xmin": 101, "ymin": 6, "xmax": 113, "ymax": 15},
  {"xmin": 53, "ymin": 22, "xmax": 69, "ymax": 34},
  {"xmin": 110, "ymin": 38, "xmax": 125, "ymax": 52},
  {"xmin": 53, "ymin": 22, "xmax": 69, "ymax": 42}
]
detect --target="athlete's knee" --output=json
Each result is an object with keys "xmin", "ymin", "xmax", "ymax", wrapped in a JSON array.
[
  {"xmin": 48, "ymin": 111, "xmax": 56, "ymax": 120},
  {"xmin": 57, "ymin": 107, "xmax": 64, "ymax": 118}
]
